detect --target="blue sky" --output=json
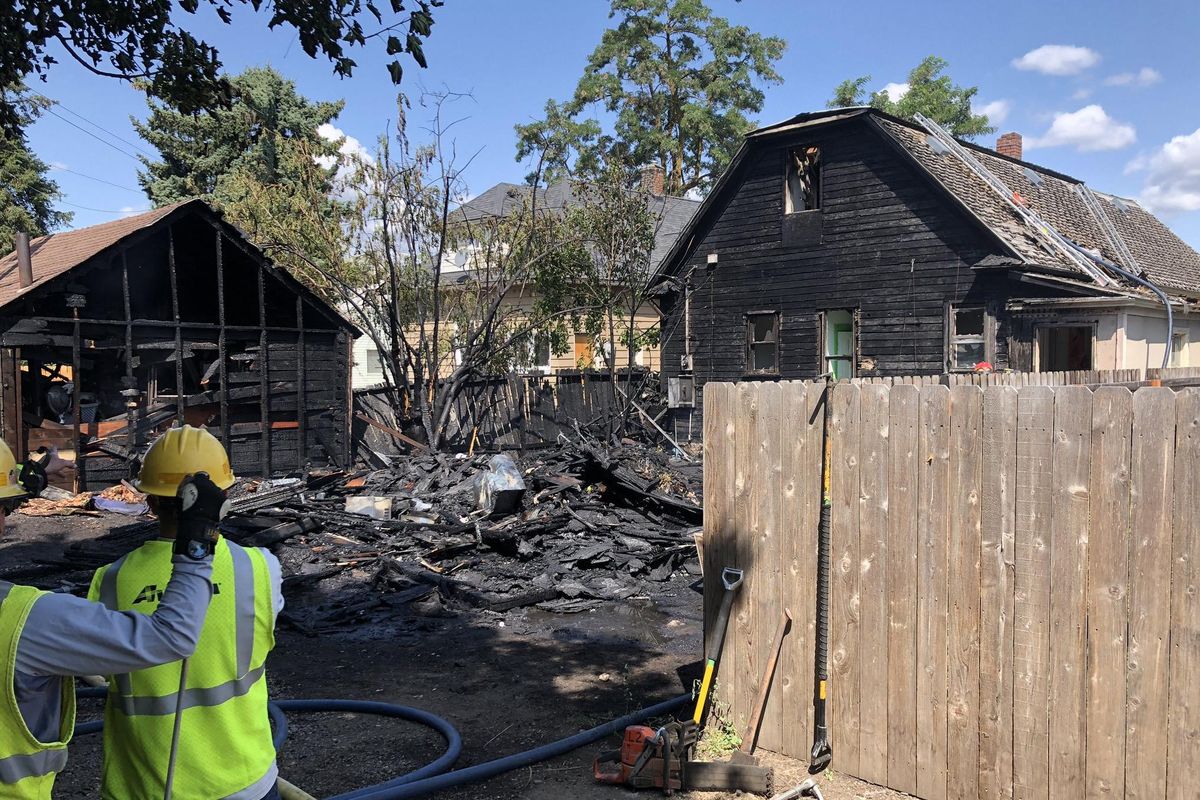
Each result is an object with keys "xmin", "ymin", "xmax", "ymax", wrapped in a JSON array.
[{"xmin": 22, "ymin": 0, "xmax": 1200, "ymax": 248}]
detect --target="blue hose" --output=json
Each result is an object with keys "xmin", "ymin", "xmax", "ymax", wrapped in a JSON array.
[{"xmin": 73, "ymin": 685, "xmax": 689, "ymax": 800}]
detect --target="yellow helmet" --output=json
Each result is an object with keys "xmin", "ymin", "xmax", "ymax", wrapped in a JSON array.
[
  {"xmin": 136, "ymin": 425, "xmax": 235, "ymax": 497},
  {"xmin": 0, "ymin": 439, "xmax": 25, "ymax": 499}
]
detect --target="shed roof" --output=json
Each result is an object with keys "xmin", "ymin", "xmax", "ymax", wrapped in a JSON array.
[
  {"xmin": 0, "ymin": 199, "xmax": 359, "ymax": 332},
  {"xmin": 0, "ymin": 201, "xmax": 190, "ymax": 307}
]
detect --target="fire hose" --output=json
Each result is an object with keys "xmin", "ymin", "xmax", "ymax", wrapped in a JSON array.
[{"xmin": 76, "ymin": 686, "xmax": 688, "ymax": 799}]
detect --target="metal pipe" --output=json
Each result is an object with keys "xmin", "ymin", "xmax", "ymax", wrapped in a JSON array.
[{"xmin": 15, "ymin": 232, "xmax": 33, "ymax": 288}]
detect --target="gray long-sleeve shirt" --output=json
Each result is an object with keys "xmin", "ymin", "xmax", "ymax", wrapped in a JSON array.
[{"xmin": 12, "ymin": 554, "xmax": 214, "ymax": 743}]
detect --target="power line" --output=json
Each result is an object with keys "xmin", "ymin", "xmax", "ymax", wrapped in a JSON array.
[
  {"xmin": 51, "ymin": 102, "xmax": 156, "ymax": 157},
  {"xmin": 44, "ymin": 108, "xmax": 142, "ymax": 163},
  {"xmin": 58, "ymin": 199, "xmax": 145, "ymax": 215},
  {"xmin": 53, "ymin": 166, "xmax": 144, "ymax": 194}
]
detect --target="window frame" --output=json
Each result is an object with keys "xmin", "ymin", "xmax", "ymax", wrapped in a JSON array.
[
  {"xmin": 1171, "ymin": 330, "xmax": 1189, "ymax": 368},
  {"xmin": 818, "ymin": 308, "xmax": 858, "ymax": 379},
  {"xmin": 744, "ymin": 310, "xmax": 781, "ymax": 376},
  {"xmin": 945, "ymin": 304, "xmax": 993, "ymax": 373},
  {"xmin": 363, "ymin": 347, "xmax": 384, "ymax": 376},
  {"xmin": 784, "ymin": 146, "xmax": 822, "ymax": 214}
]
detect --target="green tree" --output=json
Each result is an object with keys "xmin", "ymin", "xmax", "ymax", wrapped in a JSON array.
[
  {"xmin": 516, "ymin": 0, "xmax": 786, "ymax": 195},
  {"xmin": 135, "ymin": 67, "xmax": 352, "ymax": 298},
  {"xmin": 0, "ymin": 0, "xmax": 440, "ymax": 135},
  {"xmin": 0, "ymin": 87, "xmax": 71, "ymax": 249},
  {"xmin": 829, "ymin": 56, "xmax": 994, "ymax": 138}
]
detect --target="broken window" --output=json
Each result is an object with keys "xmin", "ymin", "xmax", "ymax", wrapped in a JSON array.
[
  {"xmin": 746, "ymin": 312, "xmax": 780, "ymax": 374},
  {"xmin": 820, "ymin": 309, "xmax": 856, "ymax": 380},
  {"xmin": 364, "ymin": 348, "xmax": 383, "ymax": 375},
  {"xmin": 1038, "ymin": 325, "xmax": 1093, "ymax": 371},
  {"xmin": 948, "ymin": 306, "xmax": 987, "ymax": 371},
  {"xmin": 785, "ymin": 147, "xmax": 821, "ymax": 213}
]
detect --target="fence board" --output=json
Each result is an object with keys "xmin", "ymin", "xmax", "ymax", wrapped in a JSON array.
[
  {"xmin": 1013, "ymin": 386, "xmax": 1053, "ymax": 800},
  {"xmin": 917, "ymin": 385, "xmax": 950, "ymax": 800},
  {"xmin": 726, "ymin": 383, "xmax": 757, "ymax": 727},
  {"xmin": 753, "ymin": 382, "xmax": 785, "ymax": 752},
  {"xmin": 887, "ymin": 384, "xmax": 919, "ymax": 794},
  {"xmin": 1085, "ymin": 387, "xmax": 1133, "ymax": 800},
  {"xmin": 1048, "ymin": 386, "xmax": 1092, "ymax": 799},
  {"xmin": 858, "ymin": 383, "xmax": 890, "ymax": 784},
  {"xmin": 947, "ymin": 386, "xmax": 983, "ymax": 800},
  {"xmin": 829, "ymin": 382, "xmax": 862, "ymax": 775},
  {"xmin": 702, "ymin": 383, "xmax": 737, "ymax": 680},
  {"xmin": 1168, "ymin": 389, "xmax": 1200, "ymax": 800},
  {"xmin": 979, "ymin": 386, "xmax": 1017, "ymax": 800},
  {"xmin": 778, "ymin": 382, "xmax": 810, "ymax": 757},
  {"xmin": 1126, "ymin": 388, "xmax": 1175, "ymax": 800}
]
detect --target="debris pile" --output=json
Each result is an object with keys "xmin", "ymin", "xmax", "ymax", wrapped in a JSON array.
[{"xmin": 49, "ymin": 437, "xmax": 703, "ymax": 633}]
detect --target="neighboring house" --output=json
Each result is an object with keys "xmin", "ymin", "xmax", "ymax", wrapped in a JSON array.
[
  {"xmin": 350, "ymin": 170, "xmax": 701, "ymax": 389},
  {"xmin": 656, "ymin": 107, "xmax": 1200, "ymax": 437},
  {"xmin": 0, "ymin": 200, "xmax": 358, "ymax": 487}
]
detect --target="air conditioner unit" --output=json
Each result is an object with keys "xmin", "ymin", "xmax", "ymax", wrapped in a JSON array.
[
  {"xmin": 680, "ymin": 353, "xmax": 694, "ymax": 372},
  {"xmin": 668, "ymin": 376, "xmax": 695, "ymax": 408}
]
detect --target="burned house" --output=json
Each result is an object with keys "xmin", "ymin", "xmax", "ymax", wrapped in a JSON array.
[
  {"xmin": 0, "ymin": 199, "xmax": 357, "ymax": 489},
  {"xmin": 656, "ymin": 107, "xmax": 1200, "ymax": 437}
]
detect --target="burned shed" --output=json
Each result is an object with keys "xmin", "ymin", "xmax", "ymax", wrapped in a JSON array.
[{"xmin": 0, "ymin": 200, "xmax": 357, "ymax": 490}]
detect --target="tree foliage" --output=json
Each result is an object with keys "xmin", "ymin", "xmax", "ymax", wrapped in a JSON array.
[
  {"xmin": 829, "ymin": 56, "xmax": 994, "ymax": 138},
  {"xmin": 135, "ymin": 67, "xmax": 351, "ymax": 301},
  {"xmin": 0, "ymin": 0, "xmax": 440, "ymax": 135},
  {"xmin": 516, "ymin": 0, "xmax": 785, "ymax": 195},
  {"xmin": 0, "ymin": 87, "xmax": 71, "ymax": 249}
]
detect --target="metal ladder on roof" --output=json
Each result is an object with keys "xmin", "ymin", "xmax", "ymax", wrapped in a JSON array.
[
  {"xmin": 912, "ymin": 112, "xmax": 1114, "ymax": 287},
  {"xmin": 1077, "ymin": 183, "xmax": 1141, "ymax": 274}
]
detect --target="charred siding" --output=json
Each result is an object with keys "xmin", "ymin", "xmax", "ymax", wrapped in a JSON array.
[{"xmin": 661, "ymin": 120, "xmax": 1069, "ymax": 436}]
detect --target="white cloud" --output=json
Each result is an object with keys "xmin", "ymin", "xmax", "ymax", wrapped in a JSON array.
[
  {"xmin": 315, "ymin": 122, "xmax": 371, "ymax": 169},
  {"xmin": 1025, "ymin": 105, "xmax": 1135, "ymax": 151},
  {"xmin": 1129, "ymin": 128, "xmax": 1200, "ymax": 213},
  {"xmin": 1072, "ymin": 88, "xmax": 1093, "ymax": 101},
  {"xmin": 1103, "ymin": 66, "xmax": 1162, "ymax": 87},
  {"xmin": 49, "ymin": 161, "xmax": 69, "ymax": 171},
  {"xmin": 119, "ymin": 206, "xmax": 148, "ymax": 218},
  {"xmin": 1012, "ymin": 45, "xmax": 1101, "ymax": 76},
  {"xmin": 880, "ymin": 82, "xmax": 910, "ymax": 102},
  {"xmin": 975, "ymin": 99, "xmax": 1012, "ymax": 126}
]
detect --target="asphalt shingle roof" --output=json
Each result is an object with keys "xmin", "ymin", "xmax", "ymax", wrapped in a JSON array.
[
  {"xmin": 457, "ymin": 179, "xmax": 701, "ymax": 271},
  {"xmin": 873, "ymin": 116, "xmax": 1200, "ymax": 295},
  {"xmin": 0, "ymin": 201, "xmax": 192, "ymax": 307}
]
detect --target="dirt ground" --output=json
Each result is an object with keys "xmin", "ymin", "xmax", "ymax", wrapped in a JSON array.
[{"xmin": 3, "ymin": 513, "xmax": 909, "ymax": 800}]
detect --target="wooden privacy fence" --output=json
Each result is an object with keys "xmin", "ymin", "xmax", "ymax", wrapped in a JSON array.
[{"xmin": 702, "ymin": 380, "xmax": 1199, "ymax": 800}]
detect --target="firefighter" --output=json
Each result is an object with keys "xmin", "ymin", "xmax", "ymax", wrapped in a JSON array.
[
  {"xmin": 0, "ymin": 438, "xmax": 218, "ymax": 798},
  {"xmin": 89, "ymin": 425, "xmax": 284, "ymax": 800}
]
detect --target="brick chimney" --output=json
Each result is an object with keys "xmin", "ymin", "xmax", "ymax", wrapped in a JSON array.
[
  {"xmin": 996, "ymin": 132, "xmax": 1023, "ymax": 160},
  {"xmin": 640, "ymin": 164, "xmax": 665, "ymax": 196}
]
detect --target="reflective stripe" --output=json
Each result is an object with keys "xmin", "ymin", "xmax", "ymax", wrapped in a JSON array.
[
  {"xmin": 0, "ymin": 747, "xmax": 67, "ymax": 783},
  {"xmin": 0, "ymin": 581, "xmax": 12, "ymax": 604},
  {"xmin": 112, "ymin": 664, "xmax": 266, "ymax": 717},
  {"xmin": 228, "ymin": 543, "xmax": 255, "ymax": 677},
  {"xmin": 220, "ymin": 763, "xmax": 278, "ymax": 800}
]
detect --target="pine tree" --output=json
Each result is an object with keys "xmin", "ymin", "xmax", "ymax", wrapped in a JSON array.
[
  {"xmin": 515, "ymin": 0, "xmax": 786, "ymax": 195},
  {"xmin": 0, "ymin": 87, "xmax": 70, "ymax": 249}
]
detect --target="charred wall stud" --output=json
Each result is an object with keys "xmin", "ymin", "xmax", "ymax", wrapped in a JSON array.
[{"xmin": 168, "ymin": 226, "xmax": 184, "ymax": 426}]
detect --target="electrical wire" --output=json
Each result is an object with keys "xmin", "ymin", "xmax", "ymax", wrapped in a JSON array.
[
  {"xmin": 57, "ymin": 199, "xmax": 146, "ymax": 215},
  {"xmin": 50, "ymin": 101, "xmax": 156, "ymax": 157},
  {"xmin": 53, "ymin": 165, "xmax": 144, "ymax": 194},
  {"xmin": 44, "ymin": 108, "xmax": 142, "ymax": 163}
]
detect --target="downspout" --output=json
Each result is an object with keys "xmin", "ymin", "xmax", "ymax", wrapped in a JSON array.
[{"xmin": 1065, "ymin": 241, "xmax": 1174, "ymax": 371}]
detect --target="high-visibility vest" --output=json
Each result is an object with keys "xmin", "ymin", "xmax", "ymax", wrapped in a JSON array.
[
  {"xmin": 89, "ymin": 538, "xmax": 277, "ymax": 800},
  {"xmin": 0, "ymin": 581, "xmax": 76, "ymax": 800}
]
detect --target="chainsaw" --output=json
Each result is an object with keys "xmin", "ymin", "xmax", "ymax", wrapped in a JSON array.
[{"xmin": 593, "ymin": 720, "xmax": 773, "ymax": 796}]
